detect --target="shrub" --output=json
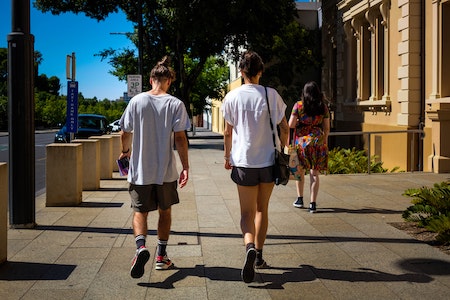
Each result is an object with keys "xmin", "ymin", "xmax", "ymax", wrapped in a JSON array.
[
  {"xmin": 402, "ymin": 181, "xmax": 450, "ymax": 244},
  {"xmin": 327, "ymin": 147, "xmax": 399, "ymax": 174}
]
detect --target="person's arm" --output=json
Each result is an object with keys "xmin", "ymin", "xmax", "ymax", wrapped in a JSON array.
[
  {"xmin": 174, "ymin": 130, "xmax": 189, "ymax": 188},
  {"xmin": 223, "ymin": 122, "xmax": 233, "ymax": 170},
  {"xmin": 119, "ymin": 131, "xmax": 132, "ymax": 159},
  {"xmin": 322, "ymin": 117, "xmax": 330, "ymax": 146},
  {"xmin": 288, "ymin": 114, "xmax": 297, "ymax": 129},
  {"xmin": 278, "ymin": 116, "xmax": 289, "ymax": 149}
]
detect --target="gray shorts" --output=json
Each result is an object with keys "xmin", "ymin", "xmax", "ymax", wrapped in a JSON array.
[
  {"xmin": 231, "ymin": 166, "xmax": 274, "ymax": 186},
  {"xmin": 129, "ymin": 181, "xmax": 179, "ymax": 212}
]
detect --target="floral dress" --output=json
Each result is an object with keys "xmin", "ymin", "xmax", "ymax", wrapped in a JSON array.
[{"xmin": 291, "ymin": 101, "xmax": 329, "ymax": 171}]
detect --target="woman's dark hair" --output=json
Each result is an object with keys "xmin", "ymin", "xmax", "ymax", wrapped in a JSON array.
[
  {"xmin": 238, "ymin": 50, "xmax": 264, "ymax": 78},
  {"xmin": 302, "ymin": 81, "xmax": 325, "ymax": 117},
  {"xmin": 150, "ymin": 56, "xmax": 176, "ymax": 81}
]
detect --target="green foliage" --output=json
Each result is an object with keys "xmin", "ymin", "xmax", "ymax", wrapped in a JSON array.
[
  {"xmin": 187, "ymin": 56, "xmax": 229, "ymax": 115},
  {"xmin": 0, "ymin": 48, "xmax": 7, "ymax": 97},
  {"xmin": 0, "ymin": 47, "xmax": 127, "ymax": 130},
  {"xmin": 34, "ymin": 0, "xmax": 310, "ymax": 115},
  {"xmin": 402, "ymin": 181, "xmax": 450, "ymax": 244},
  {"xmin": 0, "ymin": 95, "xmax": 7, "ymax": 130},
  {"xmin": 327, "ymin": 147, "xmax": 396, "ymax": 174},
  {"xmin": 258, "ymin": 21, "xmax": 322, "ymax": 104}
]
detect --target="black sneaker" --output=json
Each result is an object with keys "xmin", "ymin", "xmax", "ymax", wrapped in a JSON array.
[
  {"xmin": 241, "ymin": 248, "xmax": 256, "ymax": 283},
  {"xmin": 293, "ymin": 197, "xmax": 304, "ymax": 208},
  {"xmin": 309, "ymin": 202, "xmax": 317, "ymax": 213},
  {"xmin": 130, "ymin": 246, "xmax": 150, "ymax": 278},
  {"xmin": 255, "ymin": 259, "xmax": 270, "ymax": 269}
]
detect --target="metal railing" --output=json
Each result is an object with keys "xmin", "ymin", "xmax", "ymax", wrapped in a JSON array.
[{"xmin": 328, "ymin": 129, "xmax": 425, "ymax": 174}]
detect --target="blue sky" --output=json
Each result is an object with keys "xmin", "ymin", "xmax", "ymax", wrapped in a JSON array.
[
  {"xmin": 1, "ymin": 2, "xmax": 134, "ymax": 100},
  {"xmin": 2, "ymin": 1, "xmax": 311, "ymax": 100}
]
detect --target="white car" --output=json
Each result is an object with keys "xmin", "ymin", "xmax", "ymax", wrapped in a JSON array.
[{"xmin": 109, "ymin": 120, "xmax": 121, "ymax": 132}]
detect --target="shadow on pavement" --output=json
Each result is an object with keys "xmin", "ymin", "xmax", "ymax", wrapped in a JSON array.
[
  {"xmin": 0, "ymin": 261, "xmax": 76, "ymax": 281},
  {"xmin": 137, "ymin": 264, "xmax": 432, "ymax": 290}
]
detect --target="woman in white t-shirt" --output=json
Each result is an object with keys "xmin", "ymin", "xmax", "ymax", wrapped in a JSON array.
[{"xmin": 222, "ymin": 50, "xmax": 289, "ymax": 283}]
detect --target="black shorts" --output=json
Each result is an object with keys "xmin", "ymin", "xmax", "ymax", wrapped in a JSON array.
[
  {"xmin": 129, "ymin": 181, "xmax": 179, "ymax": 212},
  {"xmin": 231, "ymin": 166, "xmax": 274, "ymax": 186}
]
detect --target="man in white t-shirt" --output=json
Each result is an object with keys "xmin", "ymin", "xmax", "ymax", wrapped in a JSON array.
[{"xmin": 119, "ymin": 56, "xmax": 190, "ymax": 279}]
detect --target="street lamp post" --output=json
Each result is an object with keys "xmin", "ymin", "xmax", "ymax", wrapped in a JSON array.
[{"xmin": 8, "ymin": 0, "xmax": 36, "ymax": 227}]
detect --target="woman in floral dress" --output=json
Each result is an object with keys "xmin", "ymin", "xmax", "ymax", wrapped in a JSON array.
[{"xmin": 288, "ymin": 81, "xmax": 330, "ymax": 213}]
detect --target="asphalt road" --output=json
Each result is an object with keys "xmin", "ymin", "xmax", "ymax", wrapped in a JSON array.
[{"xmin": 0, "ymin": 131, "xmax": 56, "ymax": 196}]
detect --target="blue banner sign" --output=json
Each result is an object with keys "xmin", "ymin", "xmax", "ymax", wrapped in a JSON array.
[{"xmin": 66, "ymin": 81, "xmax": 79, "ymax": 133}]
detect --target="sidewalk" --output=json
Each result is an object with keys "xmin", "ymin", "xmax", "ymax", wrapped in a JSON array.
[{"xmin": 1, "ymin": 128, "xmax": 450, "ymax": 299}]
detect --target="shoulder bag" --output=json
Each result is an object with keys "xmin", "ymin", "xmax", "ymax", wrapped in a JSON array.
[{"xmin": 264, "ymin": 87, "xmax": 290, "ymax": 186}]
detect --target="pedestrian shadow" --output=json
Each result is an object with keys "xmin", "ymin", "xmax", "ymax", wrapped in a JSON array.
[
  {"xmin": 137, "ymin": 263, "xmax": 432, "ymax": 290},
  {"xmin": 397, "ymin": 258, "xmax": 450, "ymax": 276},
  {"xmin": 79, "ymin": 201, "xmax": 124, "ymax": 208},
  {"xmin": 188, "ymin": 143, "xmax": 223, "ymax": 150},
  {"xmin": 0, "ymin": 261, "xmax": 76, "ymax": 281},
  {"xmin": 315, "ymin": 207, "xmax": 404, "ymax": 215}
]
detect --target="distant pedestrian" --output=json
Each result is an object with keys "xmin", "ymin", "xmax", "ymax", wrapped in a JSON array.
[
  {"xmin": 222, "ymin": 50, "xmax": 289, "ymax": 283},
  {"xmin": 288, "ymin": 81, "xmax": 330, "ymax": 213},
  {"xmin": 119, "ymin": 56, "xmax": 190, "ymax": 278}
]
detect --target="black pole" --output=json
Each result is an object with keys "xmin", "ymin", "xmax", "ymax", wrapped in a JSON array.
[
  {"xmin": 137, "ymin": 0, "xmax": 143, "ymax": 76},
  {"xmin": 7, "ymin": 0, "xmax": 36, "ymax": 227}
]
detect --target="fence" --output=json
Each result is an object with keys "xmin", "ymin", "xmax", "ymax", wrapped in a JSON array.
[{"xmin": 328, "ymin": 129, "xmax": 425, "ymax": 174}]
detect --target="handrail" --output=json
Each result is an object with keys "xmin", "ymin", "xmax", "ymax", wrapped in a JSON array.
[{"xmin": 328, "ymin": 129, "xmax": 424, "ymax": 174}]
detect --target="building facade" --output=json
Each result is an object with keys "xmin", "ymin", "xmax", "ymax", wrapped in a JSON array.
[{"xmin": 322, "ymin": 0, "xmax": 450, "ymax": 172}]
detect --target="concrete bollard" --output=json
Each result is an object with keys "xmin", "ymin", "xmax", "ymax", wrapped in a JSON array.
[
  {"xmin": 46, "ymin": 143, "xmax": 83, "ymax": 206},
  {"xmin": 90, "ymin": 135, "xmax": 113, "ymax": 179},
  {"xmin": 0, "ymin": 162, "xmax": 7, "ymax": 264},
  {"xmin": 111, "ymin": 133, "xmax": 121, "ymax": 172},
  {"xmin": 72, "ymin": 139, "xmax": 101, "ymax": 190}
]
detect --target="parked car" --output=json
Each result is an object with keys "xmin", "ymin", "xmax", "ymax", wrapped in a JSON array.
[
  {"xmin": 109, "ymin": 119, "xmax": 121, "ymax": 132},
  {"xmin": 54, "ymin": 114, "xmax": 112, "ymax": 143}
]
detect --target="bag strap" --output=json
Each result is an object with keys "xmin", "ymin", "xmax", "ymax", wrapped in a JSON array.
[{"xmin": 264, "ymin": 86, "xmax": 277, "ymax": 150}]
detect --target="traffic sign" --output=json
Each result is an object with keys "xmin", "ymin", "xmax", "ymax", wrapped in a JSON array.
[
  {"xmin": 127, "ymin": 75, "xmax": 142, "ymax": 97},
  {"xmin": 66, "ymin": 81, "xmax": 79, "ymax": 133}
]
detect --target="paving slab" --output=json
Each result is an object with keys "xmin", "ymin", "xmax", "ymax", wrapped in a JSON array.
[{"xmin": 2, "ymin": 128, "xmax": 450, "ymax": 299}]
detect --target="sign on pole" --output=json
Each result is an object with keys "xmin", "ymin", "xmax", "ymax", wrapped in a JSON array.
[
  {"xmin": 127, "ymin": 74, "xmax": 142, "ymax": 97},
  {"xmin": 66, "ymin": 81, "xmax": 79, "ymax": 133}
]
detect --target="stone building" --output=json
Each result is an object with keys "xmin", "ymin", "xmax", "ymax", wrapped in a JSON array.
[{"xmin": 321, "ymin": 0, "xmax": 449, "ymax": 172}]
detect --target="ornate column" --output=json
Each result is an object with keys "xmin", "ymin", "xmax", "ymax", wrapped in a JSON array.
[
  {"xmin": 430, "ymin": 0, "xmax": 441, "ymax": 99},
  {"xmin": 366, "ymin": 8, "xmax": 379, "ymax": 101},
  {"xmin": 380, "ymin": 0, "xmax": 390, "ymax": 102},
  {"xmin": 351, "ymin": 18, "xmax": 363, "ymax": 101}
]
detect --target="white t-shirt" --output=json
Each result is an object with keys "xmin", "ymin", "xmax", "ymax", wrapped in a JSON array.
[
  {"xmin": 221, "ymin": 84, "xmax": 286, "ymax": 168},
  {"xmin": 120, "ymin": 92, "xmax": 191, "ymax": 185}
]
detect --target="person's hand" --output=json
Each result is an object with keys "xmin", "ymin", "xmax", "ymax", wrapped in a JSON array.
[
  {"xmin": 179, "ymin": 169, "xmax": 189, "ymax": 188},
  {"xmin": 224, "ymin": 159, "xmax": 232, "ymax": 170},
  {"xmin": 118, "ymin": 152, "xmax": 130, "ymax": 160}
]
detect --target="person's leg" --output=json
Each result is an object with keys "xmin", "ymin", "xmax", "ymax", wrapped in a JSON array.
[
  {"xmin": 293, "ymin": 170, "xmax": 305, "ymax": 207},
  {"xmin": 237, "ymin": 185, "xmax": 258, "ymax": 246},
  {"xmin": 133, "ymin": 211, "xmax": 149, "ymax": 238},
  {"xmin": 155, "ymin": 207, "xmax": 174, "ymax": 270},
  {"xmin": 157, "ymin": 207, "xmax": 172, "ymax": 241},
  {"xmin": 237, "ymin": 184, "xmax": 258, "ymax": 283},
  {"xmin": 309, "ymin": 169, "xmax": 320, "ymax": 212},
  {"xmin": 130, "ymin": 211, "xmax": 150, "ymax": 278},
  {"xmin": 254, "ymin": 182, "xmax": 274, "ymax": 250},
  {"xmin": 254, "ymin": 182, "xmax": 274, "ymax": 268}
]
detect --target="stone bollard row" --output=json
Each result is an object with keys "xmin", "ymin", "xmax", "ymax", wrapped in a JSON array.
[{"xmin": 45, "ymin": 134, "xmax": 119, "ymax": 207}]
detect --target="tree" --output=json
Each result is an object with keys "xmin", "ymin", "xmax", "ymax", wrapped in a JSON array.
[
  {"xmin": 0, "ymin": 48, "xmax": 7, "ymax": 97},
  {"xmin": 187, "ymin": 55, "xmax": 229, "ymax": 116},
  {"xmin": 256, "ymin": 20, "xmax": 323, "ymax": 106},
  {"xmin": 34, "ymin": 0, "xmax": 297, "ymax": 113},
  {"xmin": 35, "ymin": 74, "xmax": 61, "ymax": 95}
]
